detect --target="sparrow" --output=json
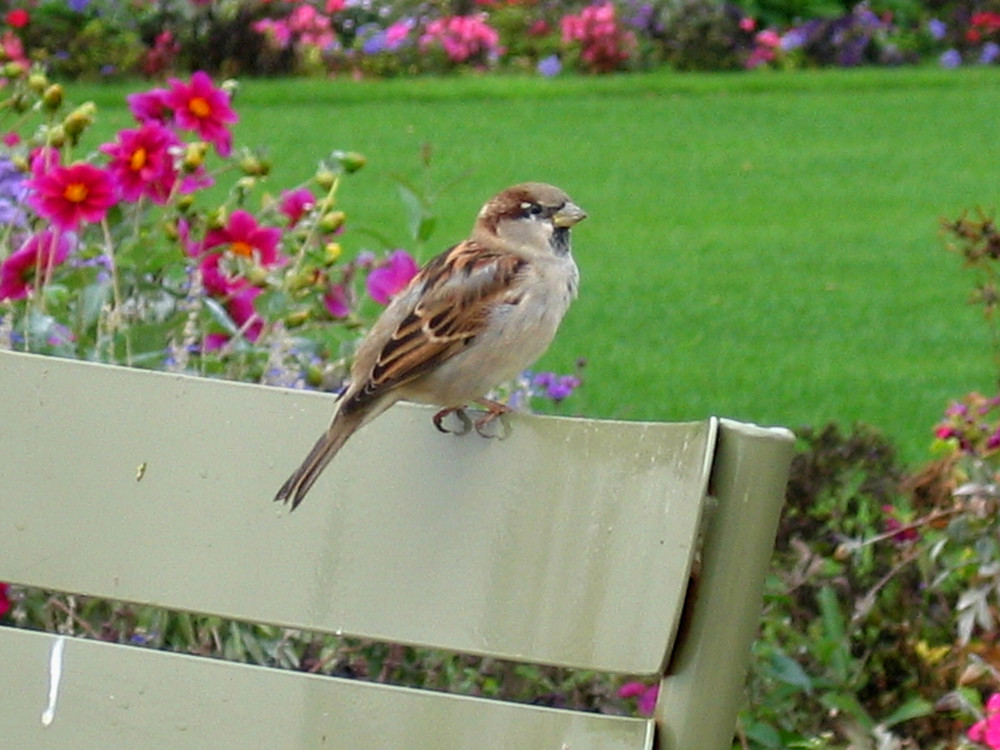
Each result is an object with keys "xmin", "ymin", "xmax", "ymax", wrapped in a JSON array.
[{"xmin": 275, "ymin": 182, "xmax": 586, "ymax": 510}]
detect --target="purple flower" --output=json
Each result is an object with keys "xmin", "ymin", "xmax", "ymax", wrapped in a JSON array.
[
  {"xmin": 532, "ymin": 372, "xmax": 581, "ymax": 402},
  {"xmin": 537, "ymin": 54, "xmax": 562, "ymax": 77},
  {"xmin": 980, "ymin": 42, "xmax": 1000, "ymax": 64},
  {"xmin": 927, "ymin": 18, "xmax": 947, "ymax": 41},
  {"xmin": 366, "ymin": 249, "xmax": 419, "ymax": 305},
  {"xmin": 940, "ymin": 49, "xmax": 962, "ymax": 68},
  {"xmin": 0, "ymin": 157, "xmax": 28, "ymax": 226},
  {"xmin": 780, "ymin": 28, "xmax": 807, "ymax": 51}
]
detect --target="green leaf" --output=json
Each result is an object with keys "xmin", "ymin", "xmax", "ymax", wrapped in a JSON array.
[
  {"xmin": 203, "ymin": 297, "xmax": 240, "ymax": 336},
  {"xmin": 768, "ymin": 651, "xmax": 813, "ymax": 693},
  {"xmin": 79, "ymin": 280, "xmax": 112, "ymax": 330},
  {"xmin": 253, "ymin": 288, "xmax": 291, "ymax": 320},
  {"xmin": 882, "ymin": 697, "xmax": 933, "ymax": 728},
  {"xmin": 820, "ymin": 691, "xmax": 874, "ymax": 731}
]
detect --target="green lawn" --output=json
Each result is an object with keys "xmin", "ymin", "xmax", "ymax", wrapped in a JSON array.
[{"xmin": 75, "ymin": 67, "xmax": 1000, "ymax": 464}]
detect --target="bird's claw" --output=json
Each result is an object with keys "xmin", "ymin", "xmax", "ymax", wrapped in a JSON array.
[
  {"xmin": 433, "ymin": 407, "xmax": 473, "ymax": 435},
  {"xmin": 433, "ymin": 402, "xmax": 512, "ymax": 439},
  {"xmin": 473, "ymin": 411, "xmax": 511, "ymax": 439}
]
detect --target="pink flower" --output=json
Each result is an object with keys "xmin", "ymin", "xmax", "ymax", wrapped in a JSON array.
[
  {"xmin": 279, "ymin": 187, "xmax": 315, "ymax": 227},
  {"xmin": 163, "ymin": 71, "xmax": 238, "ymax": 156},
  {"xmin": 100, "ymin": 122, "xmax": 181, "ymax": 204},
  {"xmin": 756, "ymin": 29, "xmax": 781, "ymax": 47},
  {"xmin": 969, "ymin": 693, "xmax": 1000, "ymax": 748},
  {"xmin": 618, "ymin": 681, "xmax": 659, "ymax": 716},
  {"xmin": 254, "ymin": 18, "xmax": 294, "ymax": 49},
  {"xmin": 324, "ymin": 284, "xmax": 351, "ymax": 318},
  {"xmin": 203, "ymin": 210, "xmax": 283, "ymax": 267},
  {"xmin": 127, "ymin": 88, "xmax": 172, "ymax": 124},
  {"xmin": 0, "ymin": 583, "xmax": 9, "ymax": 619},
  {"xmin": 420, "ymin": 14, "xmax": 502, "ymax": 64},
  {"xmin": 0, "ymin": 229, "xmax": 74, "ymax": 301},
  {"xmin": 385, "ymin": 19, "xmax": 415, "ymax": 48},
  {"xmin": 1, "ymin": 30, "xmax": 28, "ymax": 70},
  {"xmin": 228, "ymin": 284, "xmax": 265, "ymax": 342},
  {"xmin": 560, "ymin": 3, "xmax": 635, "ymax": 72},
  {"xmin": 366, "ymin": 249, "xmax": 419, "ymax": 304},
  {"xmin": 27, "ymin": 161, "xmax": 116, "ymax": 230}
]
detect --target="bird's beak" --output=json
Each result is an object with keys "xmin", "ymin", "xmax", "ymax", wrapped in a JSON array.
[{"xmin": 554, "ymin": 201, "xmax": 587, "ymax": 228}]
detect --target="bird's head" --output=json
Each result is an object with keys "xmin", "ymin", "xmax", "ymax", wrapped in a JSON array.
[{"xmin": 473, "ymin": 182, "xmax": 586, "ymax": 258}]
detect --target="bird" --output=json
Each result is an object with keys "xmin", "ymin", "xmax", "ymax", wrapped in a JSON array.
[{"xmin": 274, "ymin": 182, "xmax": 586, "ymax": 510}]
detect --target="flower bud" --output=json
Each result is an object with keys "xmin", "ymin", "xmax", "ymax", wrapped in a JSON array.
[
  {"xmin": 45, "ymin": 125, "xmax": 66, "ymax": 149},
  {"xmin": 324, "ymin": 242, "xmax": 343, "ymax": 264},
  {"xmin": 9, "ymin": 90, "xmax": 32, "ymax": 113},
  {"xmin": 315, "ymin": 168, "xmax": 337, "ymax": 190},
  {"xmin": 28, "ymin": 72, "xmax": 50, "ymax": 94},
  {"xmin": 182, "ymin": 142, "xmax": 208, "ymax": 172},
  {"xmin": 235, "ymin": 176, "xmax": 257, "ymax": 193},
  {"xmin": 2, "ymin": 61, "xmax": 25, "ymax": 79},
  {"xmin": 286, "ymin": 270, "xmax": 317, "ymax": 292},
  {"xmin": 176, "ymin": 194, "xmax": 194, "ymax": 213},
  {"xmin": 285, "ymin": 309, "xmax": 310, "ymax": 328},
  {"xmin": 320, "ymin": 211, "xmax": 346, "ymax": 233},
  {"xmin": 239, "ymin": 153, "xmax": 270, "ymax": 177},
  {"xmin": 63, "ymin": 102, "xmax": 97, "ymax": 139},
  {"xmin": 42, "ymin": 84, "xmax": 64, "ymax": 111},
  {"xmin": 305, "ymin": 363, "xmax": 325, "ymax": 387},
  {"xmin": 334, "ymin": 150, "xmax": 366, "ymax": 174},
  {"xmin": 163, "ymin": 219, "xmax": 179, "ymax": 241},
  {"xmin": 206, "ymin": 207, "xmax": 226, "ymax": 230},
  {"xmin": 247, "ymin": 266, "xmax": 269, "ymax": 285}
]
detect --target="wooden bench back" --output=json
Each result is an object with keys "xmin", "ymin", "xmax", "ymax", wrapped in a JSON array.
[{"xmin": 0, "ymin": 350, "xmax": 794, "ymax": 749}]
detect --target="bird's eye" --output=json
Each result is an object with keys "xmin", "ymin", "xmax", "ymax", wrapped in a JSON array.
[{"xmin": 522, "ymin": 202, "xmax": 545, "ymax": 218}]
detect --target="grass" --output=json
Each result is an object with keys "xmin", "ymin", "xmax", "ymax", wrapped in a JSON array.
[{"xmin": 71, "ymin": 66, "xmax": 1000, "ymax": 464}]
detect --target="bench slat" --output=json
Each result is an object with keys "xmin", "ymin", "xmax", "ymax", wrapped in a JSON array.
[
  {"xmin": 0, "ymin": 351, "xmax": 713, "ymax": 674},
  {"xmin": 1, "ymin": 627, "xmax": 653, "ymax": 749}
]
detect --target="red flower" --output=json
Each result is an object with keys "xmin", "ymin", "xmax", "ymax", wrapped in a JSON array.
[
  {"xmin": 5, "ymin": 9, "xmax": 29, "ymax": 28},
  {"xmin": 197, "ymin": 211, "xmax": 284, "ymax": 347},
  {"xmin": 279, "ymin": 187, "xmax": 315, "ymax": 227},
  {"xmin": 163, "ymin": 71, "xmax": 238, "ymax": 156},
  {"xmin": 203, "ymin": 210, "xmax": 283, "ymax": 267},
  {"xmin": 0, "ymin": 229, "xmax": 74, "ymax": 301},
  {"xmin": 366, "ymin": 249, "xmax": 419, "ymax": 304},
  {"xmin": 27, "ymin": 161, "xmax": 116, "ymax": 230},
  {"xmin": 100, "ymin": 122, "xmax": 181, "ymax": 204}
]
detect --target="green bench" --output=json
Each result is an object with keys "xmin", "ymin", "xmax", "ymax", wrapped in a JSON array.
[{"xmin": 0, "ymin": 350, "xmax": 793, "ymax": 749}]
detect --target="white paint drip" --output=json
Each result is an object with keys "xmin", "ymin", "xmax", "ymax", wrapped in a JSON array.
[{"xmin": 41, "ymin": 636, "xmax": 66, "ymax": 727}]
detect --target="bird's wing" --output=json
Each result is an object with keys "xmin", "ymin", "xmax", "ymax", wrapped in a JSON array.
[{"xmin": 342, "ymin": 241, "xmax": 528, "ymax": 413}]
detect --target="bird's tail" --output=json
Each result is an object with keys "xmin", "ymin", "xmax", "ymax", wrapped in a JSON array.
[{"xmin": 274, "ymin": 410, "xmax": 365, "ymax": 511}]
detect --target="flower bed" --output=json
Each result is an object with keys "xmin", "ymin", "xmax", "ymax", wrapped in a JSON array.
[{"xmin": 0, "ymin": 0, "xmax": 997, "ymax": 80}]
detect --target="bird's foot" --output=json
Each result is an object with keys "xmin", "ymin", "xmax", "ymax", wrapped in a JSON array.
[
  {"xmin": 432, "ymin": 401, "xmax": 511, "ymax": 439},
  {"xmin": 472, "ymin": 399, "xmax": 511, "ymax": 439},
  {"xmin": 433, "ymin": 407, "xmax": 473, "ymax": 435}
]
